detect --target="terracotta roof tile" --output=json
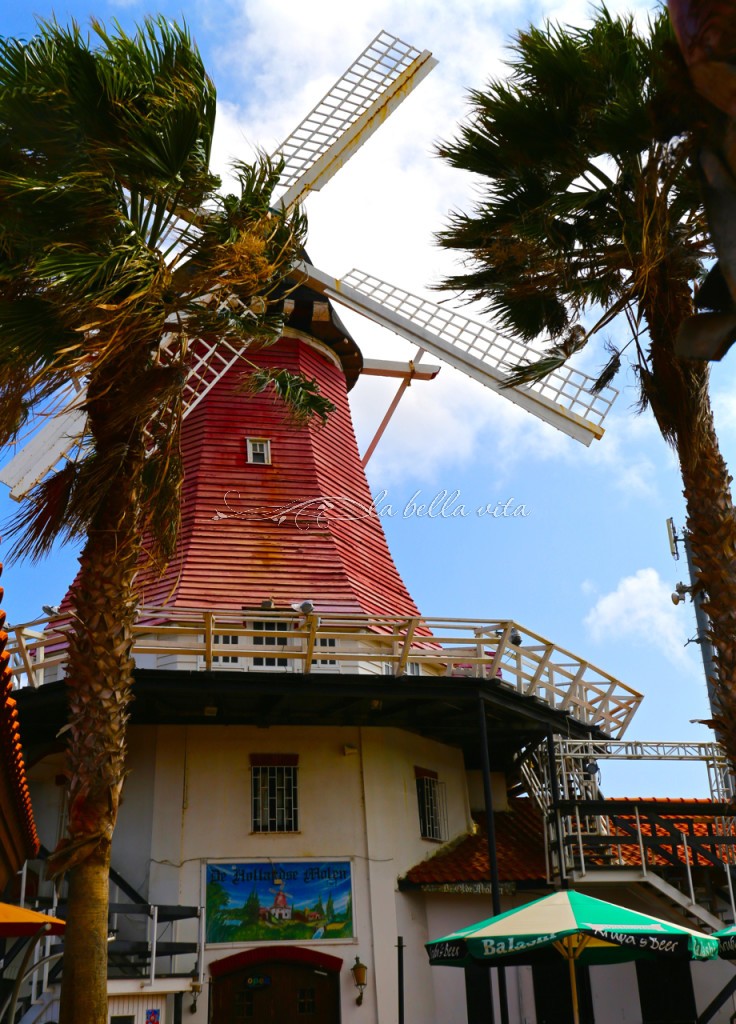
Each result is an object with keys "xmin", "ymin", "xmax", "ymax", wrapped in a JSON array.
[
  {"xmin": 402, "ymin": 797, "xmax": 547, "ymax": 886},
  {"xmin": 0, "ymin": 567, "xmax": 39, "ymax": 865},
  {"xmin": 595, "ymin": 804, "xmax": 734, "ymax": 869},
  {"xmin": 401, "ymin": 796, "xmax": 735, "ymax": 888}
]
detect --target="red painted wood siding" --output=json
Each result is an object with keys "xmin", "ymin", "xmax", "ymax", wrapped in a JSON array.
[{"xmin": 136, "ymin": 336, "xmax": 420, "ymax": 618}]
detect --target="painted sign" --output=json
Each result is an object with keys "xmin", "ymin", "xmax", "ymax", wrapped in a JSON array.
[
  {"xmin": 206, "ymin": 861, "xmax": 353, "ymax": 943},
  {"xmin": 145, "ymin": 1011, "xmax": 160, "ymax": 1024}
]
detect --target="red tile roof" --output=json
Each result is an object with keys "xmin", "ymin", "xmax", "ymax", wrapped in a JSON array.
[
  {"xmin": 0, "ymin": 567, "xmax": 39, "ymax": 884},
  {"xmin": 401, "ymin": 797, "xmax": 547, "ymax": 888},
  {"xmin": 592, "ymin": 798, "xmax": 734, "ymax": 869},
  {"xmin": 401, "ymin": 796, "xmax": 735, "ymax": 890}
]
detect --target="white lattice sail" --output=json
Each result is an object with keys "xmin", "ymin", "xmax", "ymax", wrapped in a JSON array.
[
  {"xmin": 300, "ymin": 263, "xmax": 617, "ymax": 446},
  {"xmin": 273, "ymin": 30, "xmax": 437, "ymax": 209}
]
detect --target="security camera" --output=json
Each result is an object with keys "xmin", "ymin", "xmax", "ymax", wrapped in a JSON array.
[{"xmin": 291, "ymin": 600, "xmax": 314, "ymax": 615}]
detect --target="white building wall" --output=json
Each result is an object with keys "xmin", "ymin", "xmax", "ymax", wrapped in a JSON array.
[
  {"xmin": 115, "ymin": 722, "xmax": 473, "ymax": 1024},
  {"xmin": 107, "ymin": 994, "xmax": 168, "ymax": 1024},
  {"xmin": 422, "ymin": 892, "xmax": 542, "ymax": 1024},
  {"xmin": 27, "ymin": 721, "xmax": 736, "ymax": 1024},
  {"xmin": 359, "ymin": 727, "xmax": 470, "ymax": 1024}
]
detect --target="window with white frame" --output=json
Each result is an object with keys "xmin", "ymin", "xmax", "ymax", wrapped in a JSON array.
[
  {"xmin": 252, "ymin": 620, "xmax": 289, "ymax": 668},
  {"xmin": 383, "ymin": 660, "xmax": 420, "ymax": 676},
  {"xmin": 251, "ymin": 754, "xmax": 299, "ymax": 832},
  {"xmin": 246, "ymin": 437, "xmax": 271, "ymax": 464},
  {"xmin": 315, "ymin": 636, "xmax": 337, "ymax": 667},
  {"xmin": 415, "ymin": 767, "xmax": 447, "ymax": 841},
  {"xmin": 213, "ymin": 633, "xmax": 240, "ymax": 664}
]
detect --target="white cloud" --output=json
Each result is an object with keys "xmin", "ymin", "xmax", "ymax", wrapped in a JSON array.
[{"xmin": 584, "ymin": 568, "xmax": 700, "ymax": 674}]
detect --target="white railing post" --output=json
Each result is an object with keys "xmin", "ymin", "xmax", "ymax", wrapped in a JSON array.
[
  {"xmin": 149, "ymin": 905, "xmax": 158, "ymax": 986},
  {"xmin": 726, "ymin": 852, "xmax": 736, "ymax": 923},
  {"xmin": 635, "ymin": 805, "xmax": 647, "ymax": 877},
  {"xmin": 575, "ymin": 805, "xmax": 586, "ymax": 877},
  {"xmin": 683, "ymin": 834, "xmax": 696, "ymax": 904},
  {"xmin": 198, "ymin": 906, "xmax": 205, "ymax": 985}
]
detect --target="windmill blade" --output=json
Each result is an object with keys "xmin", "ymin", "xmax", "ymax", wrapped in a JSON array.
[
  {"xmin": 273, "ymin": 31, "xmax": 437, "ymax": 210},
  {"xmin": 298, "ymin": 264, "xmax": 617, "ymax": 446},
  {"xmin": 0, "ymin": 323, "xmax": 251, "ymax": 501},
  {"xmin": 0, "ymin": 406, "xmax": 88, "ymax": 501},
  {"xmin": 1, "ymin": 31, "xmax": 439, "ymax": 502}
]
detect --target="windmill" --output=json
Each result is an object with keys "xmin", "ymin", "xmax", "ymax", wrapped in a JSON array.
[{"xmin": 0, "ymin": 29, "xmax": 617, "ymax": 505}]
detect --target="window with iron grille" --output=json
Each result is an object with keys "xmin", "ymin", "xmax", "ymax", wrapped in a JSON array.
[
  {"xmin": 234, "ymin": 989, "xmax": 254, "ymax": 1019},
  {"xmin": 251, "ymin": 754, "xmax": 299, "ymax": 832},
  {"xmin": 252, "ymin": 621, "xmax": 289, "ymax": 667},
  {"xmin": 213, "ymin": 633, "xmax": 240, "ymax": 664},
  {"xmin": 415, "ymin": 767, "xmax": 447, "ymax": 841}
]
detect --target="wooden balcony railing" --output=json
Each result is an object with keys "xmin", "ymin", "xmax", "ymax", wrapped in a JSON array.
[{"xmin": 6, "ymin": 608, "xmax": 643, "ymax": 738}]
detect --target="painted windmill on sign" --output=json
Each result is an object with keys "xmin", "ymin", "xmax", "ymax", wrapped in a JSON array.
[{"xmin": 2, "ymin": 30, "xmax": 635, "ymax": 732}]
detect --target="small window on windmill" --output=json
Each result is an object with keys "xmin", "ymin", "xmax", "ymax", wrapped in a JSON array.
[
  {"xmin": 252, "ymin": 621, "xmax": 289, "ymax": 668},
  {"xmin": 213, "ymin": 633, "xmax": 240, "ymax": 664},
  {"xmin": 246, "ymin": 438, "xmax": 271, "ymax": 465},
  {"xmin": 315, "ymin": 636, "xmax": 337, "ymax": 667}
]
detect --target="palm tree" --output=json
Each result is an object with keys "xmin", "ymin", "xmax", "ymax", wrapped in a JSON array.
[
  {"xmin": 436, "ymin": 10, "xmax": 736, "ymax": 760},
  {"xmin": 0, "ymin": 18, "xmax": 326, "ymax": 1023}
]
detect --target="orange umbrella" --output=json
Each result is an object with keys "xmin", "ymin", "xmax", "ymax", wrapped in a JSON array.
[{"xmin": 0, "ymin": 901, "xmax": 65, "ymax": 936}]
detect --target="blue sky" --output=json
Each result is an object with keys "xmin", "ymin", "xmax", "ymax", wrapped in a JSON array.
[{"xmin": 2, "ymin": 0, "xmax": 733, "ymax": 797}]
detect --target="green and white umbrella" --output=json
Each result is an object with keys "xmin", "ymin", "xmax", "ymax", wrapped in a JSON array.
[
  {"xmin": 713, "ymin": 923, "xmax": 736, "ymax": 958},
  {"xmin": 426, "ymin": 890, "xmax": 718, "ymax": 1024}
]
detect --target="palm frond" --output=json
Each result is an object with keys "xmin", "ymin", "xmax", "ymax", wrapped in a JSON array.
[
  {"xmin": 436, "ymin": 5, "xmax": 706, "ymax": 420},
  {"xmin": 243, "ymin": 368, "xmax": 336, "ymax": 425},
  {"xmin": 592, "ymin": 344, "xmax": 622, "ymax": 393},
  {"xmin": 0, "ymin": 18, "xmax": 307, "ymax": 561}
]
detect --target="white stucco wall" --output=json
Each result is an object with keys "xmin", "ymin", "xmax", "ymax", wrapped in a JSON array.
[
  {"xmin": 27, "ymin": 722, "xmax": 736, "ymax": 1024},
  {"xmin": 127, "ymin": 723, "xmax": 471, "ymax": 1024}
]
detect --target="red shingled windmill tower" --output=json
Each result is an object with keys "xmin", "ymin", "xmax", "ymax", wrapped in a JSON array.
[{"xmin": 134, "ymin": 291, "xmax": 421, "ymax": 619}]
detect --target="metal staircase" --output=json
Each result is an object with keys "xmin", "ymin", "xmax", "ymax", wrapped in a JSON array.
[
  {"xmin": 517, "ymin": 738, "xmax": 736, "ymax": 932},
  {"xmin": 8, "ymin": 852, "xmax": 204, "ymax": 1024}
]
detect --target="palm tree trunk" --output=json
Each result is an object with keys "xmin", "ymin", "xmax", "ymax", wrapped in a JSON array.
[
  {"xmin": 645, "ymin": 276, "xmax": 736, "ymax": 771},
  {"xmin": 50, "ymin": 379, "xmax": 147, "ymax": 1024},
  {"xmin": 679, "ymin": 410, "xmax": 736, "ymax": 762},
  {"xmin": 58, "ymin": 846, "xmax": 114, "ymax": 1024}
]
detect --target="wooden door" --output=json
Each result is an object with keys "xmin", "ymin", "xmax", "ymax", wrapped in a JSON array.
[{"xmin": 211, "ymin": 961, "xmax": 340, "ymax": 1023}]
